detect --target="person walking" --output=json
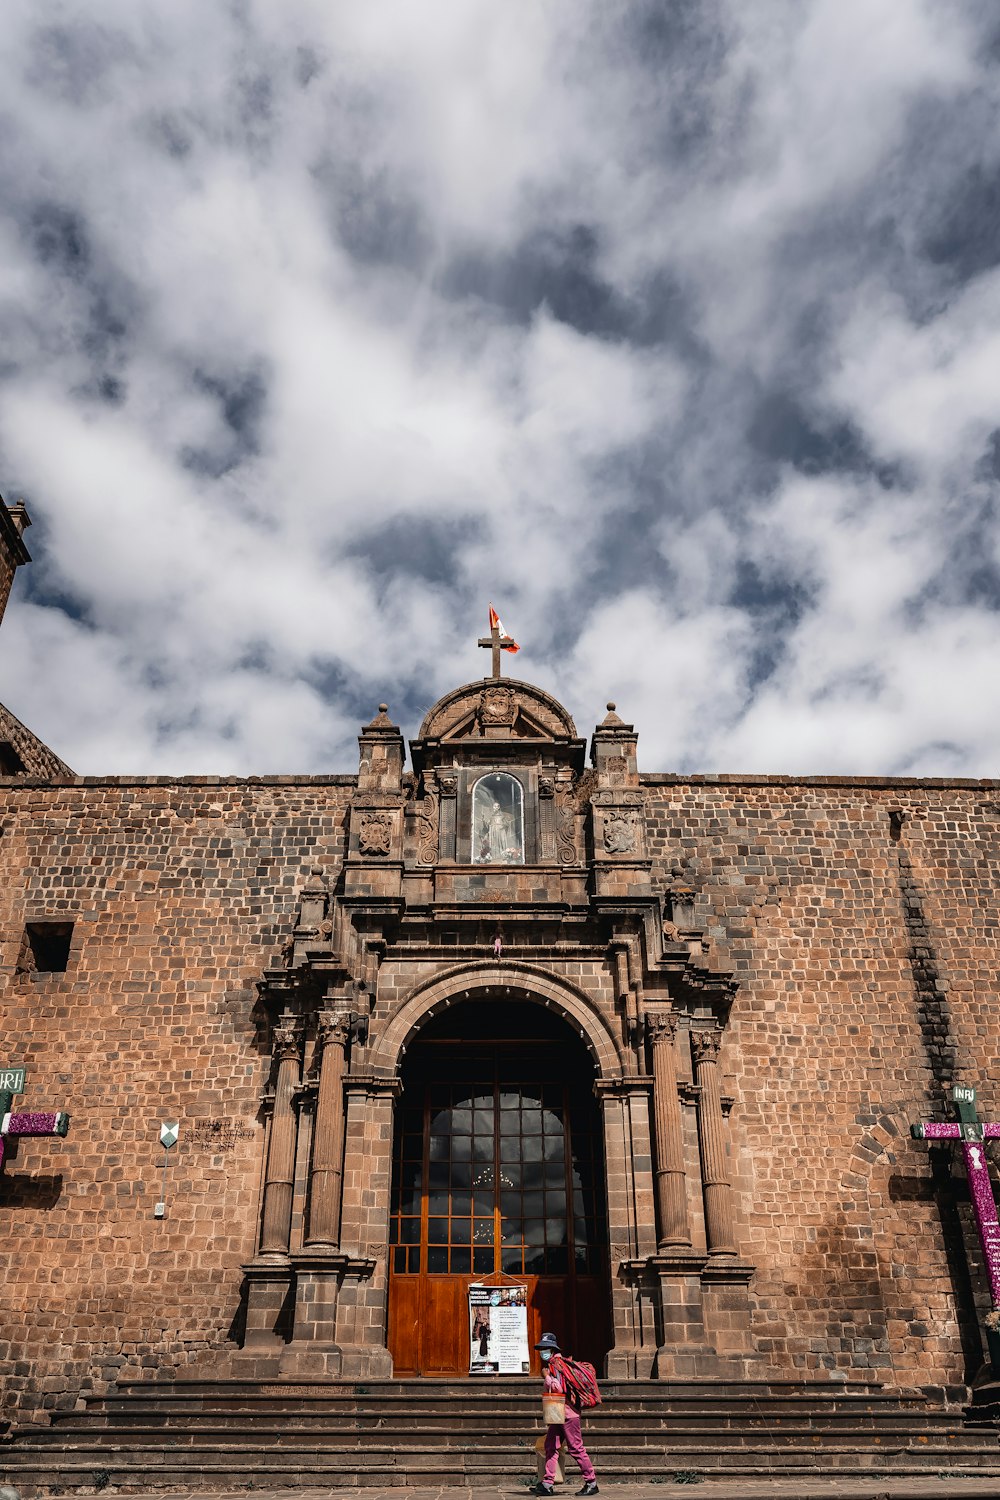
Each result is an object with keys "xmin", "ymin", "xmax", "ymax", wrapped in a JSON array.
[{"xmin": 535, "ymin": 1331, "xmax": 599, "ymax": 1496}]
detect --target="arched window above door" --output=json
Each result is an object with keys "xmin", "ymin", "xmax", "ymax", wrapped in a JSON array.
[{"xmin": 471, "ymin": 772, "xmax": 525, "ymax": 865}]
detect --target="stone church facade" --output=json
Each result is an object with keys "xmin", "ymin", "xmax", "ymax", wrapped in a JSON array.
[{"xmin": 2, "ymin": 496, "xmax": 999, "ymax": 1426}]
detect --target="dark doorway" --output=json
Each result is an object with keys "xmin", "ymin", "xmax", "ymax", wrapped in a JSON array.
[{"xmin": 387, "ymin": 999, "xmax": 611, "ymax": 1376}]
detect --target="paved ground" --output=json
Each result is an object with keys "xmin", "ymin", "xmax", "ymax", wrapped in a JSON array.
[{"xmin": 19, "ymin": 1480, "xmax": 1000, "ymax": 1500}]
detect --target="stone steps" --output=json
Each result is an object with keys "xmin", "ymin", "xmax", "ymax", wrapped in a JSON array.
[
  {"xmin": 17, "ymin": 1424, "xmax": 999, "ymax": 1449},
  {"xmin": 6, "ymin": 1454, "xmax": 1000, "ymax": 1491},
  {"xmin": 42, "ymin": 1413, "xmax": 974, "ymax": 1435},
  {"xmin": 3, "ymin": 1375, "xmax": 998, "ymax": 1491}
]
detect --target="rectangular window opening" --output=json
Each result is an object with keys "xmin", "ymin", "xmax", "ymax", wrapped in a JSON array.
[
  {"xmin": 21, "ymin": 921, "xmax": 74, "ymax": 974},
  {"xmin": 0, "ymin": 741, "xmax": 27, "ymax": 775}
]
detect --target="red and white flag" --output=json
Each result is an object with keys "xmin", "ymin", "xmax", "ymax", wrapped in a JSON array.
[{"xmin": 489, "ymin": 604, "xmax": 520, "ymax": 653}]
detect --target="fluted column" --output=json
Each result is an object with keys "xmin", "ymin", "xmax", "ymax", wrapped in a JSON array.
[
  {"xmin": 647, "ymin": 1010, "xmax": 691, "ymax": 1249},
  {"xmin": 305, "ymin": 1010, "xmax": 351, "ymax": 1248},
  {"xmin": 691, "ymin": 1028, "xmax": 735, "ymax": 1255},
  {"xmin": 259, "ymin": 1012, "xmax": 302, "ymax": 1255}
]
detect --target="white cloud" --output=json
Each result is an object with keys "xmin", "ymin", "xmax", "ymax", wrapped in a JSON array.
[{"xmin": 1, "ymin": 1, "xmax": 999, "ymax": 776}]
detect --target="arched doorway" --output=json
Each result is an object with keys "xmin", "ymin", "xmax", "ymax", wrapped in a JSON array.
[{"xmin": 387, "ymin": 998, "xmax": 612, "ymax": 1377}]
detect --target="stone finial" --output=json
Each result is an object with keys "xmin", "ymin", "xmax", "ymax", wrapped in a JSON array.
[
  {"xmin": 601, "ymin": 701, "xmax": 625, "ymax": 726},
  {"xmin": 366, "ymin": 703, "xmax": 396, "ymax": 730}
]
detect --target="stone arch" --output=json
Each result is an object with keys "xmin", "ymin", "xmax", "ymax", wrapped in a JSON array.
[{"xmin": 369, "ymin": 961, "xmax": 626, "ymax": 1080}]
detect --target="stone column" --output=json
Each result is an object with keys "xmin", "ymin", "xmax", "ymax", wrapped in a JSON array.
[
  {"xmin": 691, "ymin": 1028, "xmax": 735, "ymax": 1256},
  {"xmin": 305, "ymin": 1010, "xmax": 350, "ymax": 1248},
  {"xmin": 647, "ymin": 1010, "xmax": 691, "ymax": 1249},
  {"xmin": 259, "ymin": 1013, "xmax": 302, "ymax": 1255}
]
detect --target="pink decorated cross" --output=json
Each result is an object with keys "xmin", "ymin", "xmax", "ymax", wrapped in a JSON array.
[
  {"xmin": 911, "ymin": 1085, "xmax": 1000, "ymax": 1306},
  {"xmin": 0, "ymin": 1105, "xmax": 70, "ymax": 1175}
]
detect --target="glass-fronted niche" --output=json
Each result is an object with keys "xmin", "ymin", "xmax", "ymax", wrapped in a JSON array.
[{"xmin": 471, "ymin": 772, "xmax": 525, "ymax": 864}]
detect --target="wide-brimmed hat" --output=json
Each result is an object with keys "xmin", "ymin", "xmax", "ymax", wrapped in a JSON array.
[{"xmin": 534, "ymin": 1331, "xmax": 561, "ymax": 1353}]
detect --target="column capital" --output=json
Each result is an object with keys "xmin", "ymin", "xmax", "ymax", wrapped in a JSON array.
[
  {"xmin": 690, "ymin": 1027, "xmax": 722, "ymax": 1065},
  {"xmin": 317, "ymin": 1010, "xmax": 351, "ymax": 1050},
  {"xmin": 272, "ymin": 1014, "xmax": 303, "ymax": 1063},
  {"xmin": 646, "ymin": 1009, "xmax": 678, "ymax": 1045}
]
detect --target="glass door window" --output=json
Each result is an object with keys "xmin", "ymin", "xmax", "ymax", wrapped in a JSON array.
[{"xmin": 389, "ymin": 1048, "xmax": 603, "ymax": 1279}]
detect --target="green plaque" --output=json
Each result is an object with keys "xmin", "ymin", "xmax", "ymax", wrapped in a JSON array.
[{"xmin": 0, "ymin": 1067, "xmax": 25, "ymax": 1095}]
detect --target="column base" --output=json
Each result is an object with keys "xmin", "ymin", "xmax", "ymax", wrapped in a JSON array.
[
  {"xmin": 278, "ymin": 1345, "xmax": 344, "ymax": 1376},
  {"xmin": 622, "ymin": 1250, "xmax": 759, "ymax": 1378},
  {"xmin": 284, "ymin": 1249, "xmax": 376, "ymax": 1348},
  {"xmin": 241, "ymin": 1258, "xmax": 294, "ymax": 1350}
]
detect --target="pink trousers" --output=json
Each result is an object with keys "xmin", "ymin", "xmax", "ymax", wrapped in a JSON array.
[{"xmin": 544, "ymin": 1410, "xmax": 596, "ymax": 1484}]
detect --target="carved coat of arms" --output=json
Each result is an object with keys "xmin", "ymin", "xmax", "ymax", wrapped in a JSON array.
[
  {"xmin": 358, "ymin": 811, "xmax": 393, "ymax": 855},
  {"xmin": 479, "ymin": 686, "xmax": 516, "ymax": 728},
  {"xmin": 604, "ymin": 810, "xmax": 639, "ymax": 855}
]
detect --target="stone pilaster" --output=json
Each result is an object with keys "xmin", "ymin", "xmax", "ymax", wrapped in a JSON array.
[
  {"xmin": 305, "ymin": 1010, "xmax": 350, "ymax": 1248},
  {"xmin": 599, "ymin": 1079, "xmax": 659, "ymax": 1378},
  {"xmin": 259, "ymin": 1014, "xmax": 302, "ymax": 1255},
  {"xmin": 241, "ymin": 1011, "xmax": 302, "ymax": 1353},
  {"xmin": 647, "ymin": 1010, "xmax": 691, "ymax": 1249},
  {"xmin": 691, "ymin": 1028, "xmax": 736, "ymax": 1256}
]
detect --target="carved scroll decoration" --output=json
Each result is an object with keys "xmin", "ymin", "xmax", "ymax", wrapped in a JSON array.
[{"xmin": 415, "ymin": 777, "xmax": 440, "ymax": 866}]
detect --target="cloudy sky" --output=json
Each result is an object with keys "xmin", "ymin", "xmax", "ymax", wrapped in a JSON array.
[{"xmin": 2, "ymin": 1, "xmax": 999, "ymax": 777}]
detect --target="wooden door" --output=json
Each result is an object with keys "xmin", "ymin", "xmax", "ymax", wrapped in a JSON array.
[{"xmin": 387, "ymin": 1041, "xmax": 611, "ymax": 1376}]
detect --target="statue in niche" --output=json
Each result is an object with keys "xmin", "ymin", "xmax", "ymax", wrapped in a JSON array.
[{"xmin": 472, "ymin": 772, "xmax": 524, "ymax": 864}]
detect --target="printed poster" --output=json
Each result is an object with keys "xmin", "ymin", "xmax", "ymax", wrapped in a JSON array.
[{"xmin": 468, "ymin": 1282, "xmax": 529, "ymax": 1375}]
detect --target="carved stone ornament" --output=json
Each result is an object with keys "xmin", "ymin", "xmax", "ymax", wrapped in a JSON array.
[
  {"xmin": 358, "ymin": 811, "xmax": 393, "ymax": 856},
  {"xmin": 439, "ymin": 775, "xmax": 458, "ymax": 798},
  {"xmin": 554, "ymin": 781, "xmax": 578, "ymax": 865},
  {"xmin": 593, "ymin": 789, "xmax": 643, "ymax": 807},
  {"xmin": 538, "ymin": 776, "xmax": 555, "ymax": 799},
  {"xmin": 416, "ymin": 776, "xmax": 439, "ymax": 865},
  {"xmin": 646, "ymin": 1010, "xmax": 678, "ymax": 1045},
  {"xmin": 272, "ymin": 1017, "xmax": 302, "ymax": 1062},
  {"xmin": 317, "ymin": 1010, "xmax": 352, "ymax": 1050},
  {"xmin": 690, "ymin": 1028, "xmax": 722, "ymax": 1066},
  {"xmin": 479, "ymin": 685, "xmax": 516, "ymax": 728},
  {"xmin": 604, "ymin": 809, "xmax": 639, "ymax": 855}
]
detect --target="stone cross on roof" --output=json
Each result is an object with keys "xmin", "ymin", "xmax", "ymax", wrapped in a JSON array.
[{"xmin": 478, "ymin": 607, "xmax": 519, "ymax": 679}]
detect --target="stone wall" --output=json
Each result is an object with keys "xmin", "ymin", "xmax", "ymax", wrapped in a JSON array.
[
  {"xmin": 1, "ymin": 769, "xmax": 998, "ymax": 1423},
  {"xmin": 645, "ymin": 775, "xmax": 1000, "ymax": 1391},
  {"xmin": 0, "ymin": 778, "xmax": 352, "ymax": 1424}
]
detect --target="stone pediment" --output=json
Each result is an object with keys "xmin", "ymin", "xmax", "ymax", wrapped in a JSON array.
[{"xmin": 416, "ymin": 678, "xmax": 577, "ymax": 744}]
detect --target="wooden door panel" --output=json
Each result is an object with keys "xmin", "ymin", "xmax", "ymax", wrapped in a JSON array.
[
  {"xmin": 421, "ymin": 1276, "xmax": 469, "ymax": 1375},
  {"xmin": 387, "ymin": 1274, "xmax": 421, "ymax": 1376}
]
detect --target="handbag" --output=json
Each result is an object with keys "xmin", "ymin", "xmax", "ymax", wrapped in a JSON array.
[
  {"xmin": 542, "ymin": 1393, "xmax": 566, "ymax": 1426},
  {"xmin": 535, "ymin": 1434, "xmax": 567, "ymax": 1484}
]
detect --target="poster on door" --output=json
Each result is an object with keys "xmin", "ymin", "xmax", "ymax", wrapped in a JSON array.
[{"xmin": 468, "ymin": 1283, "xmax": 530, "ymax": 1374}]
